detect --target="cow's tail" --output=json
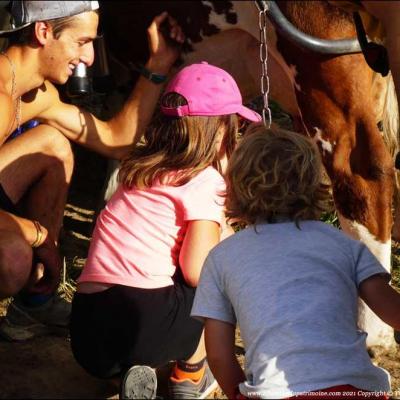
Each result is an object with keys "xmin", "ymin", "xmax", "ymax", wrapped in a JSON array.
[
  {"xmin": 381, "ymin": 72, "xmax": 400, "ymax": 239},
  {"xmin": 382, "ymin": 72, "xmax": 399, "ymax": 159}
]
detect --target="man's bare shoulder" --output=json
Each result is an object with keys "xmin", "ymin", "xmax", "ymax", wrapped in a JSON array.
[{"xmin": 22, "ymin": 80, "xmax": 62, "ymax": 118}]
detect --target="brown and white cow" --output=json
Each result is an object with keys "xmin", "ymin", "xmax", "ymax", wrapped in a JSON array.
[{"xmin": 97, "ymin": 1, "xmax": 399, "ymax": 349}]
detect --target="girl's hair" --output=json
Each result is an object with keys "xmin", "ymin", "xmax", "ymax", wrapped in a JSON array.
[
  {"xmin": 225, "ymin": 124, "xmax": 332, "ymax": 226},
  {"xmin": 118, "ymin": 92, "xmax": 238, "ymax": 189}
]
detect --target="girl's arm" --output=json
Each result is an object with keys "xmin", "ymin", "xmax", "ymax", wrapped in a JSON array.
[
  {"xmin": 179, "ymin": 220, "xmax": 220, "ymax": 287},
  {"xmin": 205, "ymin": 318, "xmax": 246, "ymax": 399},
  {"xmin": 359, "ymin": 274, "xmax": 400, "ymax": 330}
]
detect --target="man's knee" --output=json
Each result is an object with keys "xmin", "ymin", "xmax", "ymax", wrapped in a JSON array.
[
  {"xmin": 40, "ymin": 125, "xmax": 74, "ymax": 170},
  {"xmin": 0, "ymin": 231, "xmax": 33, "ymax": 299}
]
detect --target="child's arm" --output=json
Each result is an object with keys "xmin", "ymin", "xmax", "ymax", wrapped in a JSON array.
[
  {"xmin": 205, "ymin": 318, "xmax": 246, "ymax": 399},
  {"xmin": 179, "ymin": 220, "xmax": 220, "ymax": 287},
  {"xmin": 359, "ymin": 274, "xmax": 400, "ymax": 330}
]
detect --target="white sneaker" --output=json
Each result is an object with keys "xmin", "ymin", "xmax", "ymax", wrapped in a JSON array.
[{"xmin": 120, "ymin": 365, "xmax": 158, "ymax": 399}]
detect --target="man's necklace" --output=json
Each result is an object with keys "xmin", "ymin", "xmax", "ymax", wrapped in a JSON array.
[{"xmin": 0, "ymin": 51, "xmax": 22, "ymax": 134}]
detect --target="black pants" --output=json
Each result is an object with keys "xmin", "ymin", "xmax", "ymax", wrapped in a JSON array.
[{"xmin": 70, "ymin": 278, "xmax": 203, "ymax": 379}]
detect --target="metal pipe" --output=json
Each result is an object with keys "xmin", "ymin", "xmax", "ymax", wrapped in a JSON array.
[{"xmin": 255, "ymin": 0, "xmax": 362, "ymax": 55}]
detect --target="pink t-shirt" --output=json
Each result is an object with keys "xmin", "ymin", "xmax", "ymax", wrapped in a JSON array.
[{"xmin": 79, "ymin": 166, "xmax": 225, "ymax": 289}]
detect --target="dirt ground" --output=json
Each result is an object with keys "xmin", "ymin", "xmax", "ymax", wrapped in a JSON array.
[{"xmin": 1, "ymin": 144, "xmax": 400, "ymax": 399}]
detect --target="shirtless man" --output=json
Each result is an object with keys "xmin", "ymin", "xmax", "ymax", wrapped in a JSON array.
[{"xmin": 0, "ymin": 1, "xmax": 184, "ymax": 341}]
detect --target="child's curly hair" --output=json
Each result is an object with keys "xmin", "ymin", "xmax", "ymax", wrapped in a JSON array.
[{"xmin": 225, "ymin": 124, "xmax": 332, "ymax": 226}]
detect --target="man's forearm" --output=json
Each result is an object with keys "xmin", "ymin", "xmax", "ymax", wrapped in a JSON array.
[
  {"xmin": 107, "ymin": 59, "xmax": 171, "ymax": 160},
  {"xmin": 41, "ymin": 63, "xmax": 170, "ymax": 160}
]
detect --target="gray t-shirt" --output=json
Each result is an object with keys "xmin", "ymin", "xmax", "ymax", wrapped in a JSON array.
[{"xmin": 191, "ymin": 220, "xmax": 391, "ymax": 399}]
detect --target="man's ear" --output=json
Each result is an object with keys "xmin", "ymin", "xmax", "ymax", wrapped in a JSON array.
[{"xmin": 34, "ymin": 21, "xmax": 53, "ymax": 45}]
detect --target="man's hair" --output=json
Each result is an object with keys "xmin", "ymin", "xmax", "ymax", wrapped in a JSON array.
[
  {"xmin": 118, "ymin": 92, "xmax": 238, "ymax": 189},
  {"xmin": 225, "ymin": 124, "xmax": 332, "ymax": 226},
  {"xmin": 6, "ymin": 10, "xmax": 98, "ymax": 46}
]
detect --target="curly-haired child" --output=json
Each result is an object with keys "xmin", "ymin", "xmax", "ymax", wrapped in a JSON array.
[{"xmin": 192, "ymin": 125, "xmax": 400, "ymax": 399}]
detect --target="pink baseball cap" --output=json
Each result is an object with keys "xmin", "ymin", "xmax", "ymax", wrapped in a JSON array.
[{"xmin": 161, "ymin": 62, "xmax": 261, "ymax": 122}]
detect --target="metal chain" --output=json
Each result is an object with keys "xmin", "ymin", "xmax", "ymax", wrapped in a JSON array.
[
  {"xmin": 0, "ymin": 51, "xmax": 21, "ymax": 133},
  {"xmin": 258, "ymin": 2, "xmax": 272, "ymax": 128}
]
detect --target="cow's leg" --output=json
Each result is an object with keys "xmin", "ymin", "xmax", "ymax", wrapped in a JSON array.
[
  {"xmin": 305, "ymin": 73, "xmax": 395, "ymax": 349},
  {"xmin": 309, "ymin": 114, "xmax": 395, "ymax": 349},
  {"xmin": 362, "ymin": 1, "xmax": 400, "ymax": 243},
  {"xmin": 290, "ymin": 60, "xmax": 395, "ymax": 349},
  {"xmin": 329, "ymin": 121, "xmax": 395, "ymax": 349},
  {"xmin": 274, "ymin": 0, "xmax": 396, "ymax": 348},
  {"xmin": 290, "ymin": 57, "xmax": 395, "ymax": 271},
  {"xmin": 328, "ymin": 118, "xmax": 394, "ymax": 265}
]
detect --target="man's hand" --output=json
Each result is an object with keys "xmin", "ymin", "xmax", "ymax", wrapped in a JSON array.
[
  {"xmin": 26, "ymin": 235, "xmax": 62, "ymax": 295},
  {"xmin": 146, "ymin": 11, "xmax": 185, "ymax": 73}
]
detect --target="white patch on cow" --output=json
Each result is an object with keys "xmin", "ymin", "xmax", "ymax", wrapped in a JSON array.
[
  {"xmin": 313, "ymin": 127, "xmax": 333, "ymax": 154},
  {"xmin": 202, "ymin": 1, "xmax": 235, "ymax": 36},
  {"xmin": 338, "ymin": 216, "xmax": 391, "ymax": 270},
  {"xmin": 337, "ymin": 214, "xmax": 393, "ymax": 348},
  {"xmin": 231, "ymin": 1, "xmax": 259, "ymax": 38}
]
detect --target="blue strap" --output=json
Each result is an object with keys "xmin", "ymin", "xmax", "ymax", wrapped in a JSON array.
[{"xmin": 7, "ymin": 119, "xmax": 40, "ymax": 141}]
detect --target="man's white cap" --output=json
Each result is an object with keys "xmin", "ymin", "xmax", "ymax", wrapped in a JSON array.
[{"xmin": 0, "ymin": 1, "xmax": 99, "ymax": 35}]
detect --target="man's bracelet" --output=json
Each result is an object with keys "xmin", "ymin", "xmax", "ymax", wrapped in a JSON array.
[
  {"xmin": 129, "ymin": 63, "xmax": 168, "ymax": 84},
  {"xmin": 31, "ymin": 220, "xmax": 43, "ymax": 248}
]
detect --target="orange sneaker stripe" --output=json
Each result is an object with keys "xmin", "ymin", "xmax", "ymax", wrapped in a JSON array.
[{"xmin": 172, "ymin": 364, "xmax": 205, "ymax": 382}]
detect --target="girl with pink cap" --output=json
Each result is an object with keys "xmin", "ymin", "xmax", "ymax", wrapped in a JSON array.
[{"xmin": 70, "ymin": 62, "xmax": 261, "ymax": 399}]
